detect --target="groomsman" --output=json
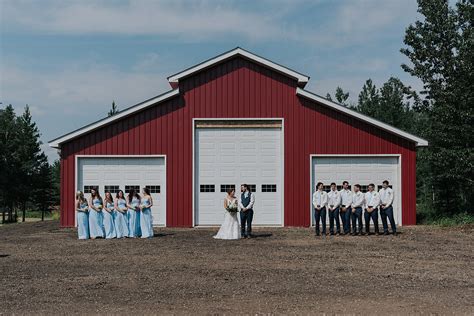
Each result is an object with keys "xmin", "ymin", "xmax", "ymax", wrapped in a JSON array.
[
  {"xmin": 312, "ymin": 182, "xmax": 328, "ymax": 236},
  {"xmin": 351, "ymin": 184, "xmax": 365, "ymax": 235},
  {"xmin": 364, "ymin": 184, "xmax": 380, "ymax": 235},
  {"xmin": 379, "ymin": 180, "xmax": 397, "ymax": 235},
  {"xmin": 339, "ymin": 181, "xmax": 352, "ymax": 235},
  {"xmin": 327, "ymin": 182, "xmax": 341, "ymax": 235}
]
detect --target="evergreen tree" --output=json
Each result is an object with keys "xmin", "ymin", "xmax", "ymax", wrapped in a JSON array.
[
  {"xmin": 51, "ymin": 160, "xmax": 60, "ymax": 207},
  {"xmin": 401, "ymin": 0, "xmax": 473, "ymax": 216},
  {"xmin": 335, "ymin": 87, "xmax": 350, "ymax": 106},
  {"xmin": 357, "ymin": 79, "xmax": 380, "ymax": 118},
  {"xmin": 108, "ymin": 100, "xmax": 119, "ymax": 117}
]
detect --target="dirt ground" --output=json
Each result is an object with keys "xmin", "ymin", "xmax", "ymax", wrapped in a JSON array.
[{"xmin": 0, "ymin": 221, "xmax": 472, "ymax": 315}]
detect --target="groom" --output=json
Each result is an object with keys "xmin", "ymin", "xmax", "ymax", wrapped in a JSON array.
[{"xmin": 239, "ymin": 184, "xmax": 255, "ymax": 238}]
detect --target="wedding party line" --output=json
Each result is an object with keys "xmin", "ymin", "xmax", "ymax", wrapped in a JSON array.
[{"xmin": 75, "ymin": 180, "xmax": 396, "ymax": 240}]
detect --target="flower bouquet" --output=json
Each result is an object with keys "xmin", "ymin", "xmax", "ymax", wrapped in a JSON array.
[{"xmin": 226, "ymin": 201, "xmax": 239, "ymax": 213}]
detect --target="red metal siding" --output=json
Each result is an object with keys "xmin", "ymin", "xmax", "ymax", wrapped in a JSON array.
[{"xmin": 59, "ymin": 56, "xmax": 417, "ymax": 227}]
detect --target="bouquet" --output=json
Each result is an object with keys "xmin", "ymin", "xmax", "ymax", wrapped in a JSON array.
[{"xmin": 226, "ymin": 201, "xmax": 239, "ymax": 213}]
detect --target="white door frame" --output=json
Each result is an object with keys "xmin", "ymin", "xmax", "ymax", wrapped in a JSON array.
[
  {"xmin": 75, "ymin": 154, "xmax": 167, "ymax": 227},
  {"xmin": 309, "ymin": 154, "xmax": 402, "ymax": 226},
  {"xmin": 192, "ymin": 118, "xmax": 285, "ymax": 227}
]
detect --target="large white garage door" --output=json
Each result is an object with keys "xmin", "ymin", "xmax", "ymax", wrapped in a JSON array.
[
  {"xmin": 311, "ymin": 156, "xmax": 401, "ymax": 225},
  {"xmin": 195, "ymin": 126, "xmax": 283, "ymax": 226},
  {"xmin": 77, "ymin": 156, "xmax": 166, "ymax": 226}
]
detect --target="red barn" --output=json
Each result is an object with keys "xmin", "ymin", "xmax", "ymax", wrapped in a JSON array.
[{"xmin": 49, "ymin": 48, "xmax": 428, "ymax": 228}]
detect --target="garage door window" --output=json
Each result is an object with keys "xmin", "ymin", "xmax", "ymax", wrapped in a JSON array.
[
  {"xmin": 262, "ymin": 184, "xmax": 277, "ymax": 192},
  {"xmin": 145, "ymin": 185, "xmax": 161, "ymax": 193},
  {"xmin": 104, "ymin": 185, "xmax": 120, "ymax": 193},
  {"xmin": 247, "ymin": 184, "xmax": 256, "ymax": 192},
  {"xmin": 221, "ymin": 184, "xmax": 235, "ymax": 193},
  {"xmin": 84, "ymin": 185, "xmax": 98, "ymax": 193},
  {"xmin": 200, "ymin": 185, "xmax": 215, "ymax": 192},
  {"xmin": 125, "ymin": 185, "xmax": 140, "ymax": 193}
]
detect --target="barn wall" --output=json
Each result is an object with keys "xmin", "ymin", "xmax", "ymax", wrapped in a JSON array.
[{"xmin": 60, "ymin": 56, "xmax": 417, "ymax": 227}]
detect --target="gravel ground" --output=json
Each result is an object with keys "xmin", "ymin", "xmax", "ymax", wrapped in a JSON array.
[{"xmin": 0, "ymin": 221, "xmax": 473, "ymax": 315}]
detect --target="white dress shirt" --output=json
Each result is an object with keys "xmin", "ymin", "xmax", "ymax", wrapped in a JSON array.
[
  {"xmin": 340, "ymin": 189, "xmax": 353, "ymax": 208},
  {"xmin": 351, "ymin": 191, "xmax": 365, "ymax": 208},
  {"xmin": 312, "ymin": 190, "xmax": 328, "ymax": 209},
  {"xmin": 379, "ymin": 187, "xmax": 394, "ymax": 208},
  {"xmin": 364, "ymin": 191, "xmax": 380, "ymax": 209},
  {"xmin": 238, "ymin": 191, "xmax": 255, "ymax": 210},
  {"xmin": 327, "ymin": 189, "xmax": 341, "ymax": 210}
]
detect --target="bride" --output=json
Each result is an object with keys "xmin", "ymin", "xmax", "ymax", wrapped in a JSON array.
[{"xmin": 213, "ymin": 188, "xmax": 240, "ymax": 240}]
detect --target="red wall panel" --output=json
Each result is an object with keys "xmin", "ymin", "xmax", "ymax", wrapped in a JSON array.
[{"xmin": 59, "ymin": 56, "xmax": 417, "ymax": 227}]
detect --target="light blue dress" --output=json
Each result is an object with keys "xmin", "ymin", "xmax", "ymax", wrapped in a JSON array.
[
  {"xmin": 103, "ymin": 201, "xmax": 116, "ymax": 239},
  {"xmin": 140, "ymin": 196, "xmax": 154, "ymax": 238},
  {"xmin": 89, "ymin": 198, "xmax": 105, "ymax": 238},
  {"xmin": 127, "ymin": 197, "xmax": 141, "ymax": 238},
  {"xmin": 114, "ymin": 198, "xmax": 129, "ymax": 238},
  {"xmin": 77, "ymin": 201, "xmax": 89, "ymax": 240}
]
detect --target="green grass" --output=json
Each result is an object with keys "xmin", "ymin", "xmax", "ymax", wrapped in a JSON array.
[
  {"xmin": 427, "ymin": 212, "xmax": 474, "ymax": 227},
  {"xmin": 23, "ymin": 210, "xmax": 54, "ymax": 219}
]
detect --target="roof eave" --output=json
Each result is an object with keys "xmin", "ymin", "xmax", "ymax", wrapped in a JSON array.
[
  {"xmin": 48, "ymin": 88, "xmax": 180, "ymax": 149},
  {"xmin": 296, "ymin": 88, "xmax": 429, "ymax": 147}
]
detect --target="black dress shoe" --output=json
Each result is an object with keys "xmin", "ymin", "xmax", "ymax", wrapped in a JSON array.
[
  {"xmin": 315, "ymin": 232, "xmax": 320, "ymax": 236},
  {"xmin": 393, "ymin": 232, "xmax": 398, "ymax": 236},
  {"xmin": 383, "ymin": 232, "xmax": 389, "ymax": 235}
]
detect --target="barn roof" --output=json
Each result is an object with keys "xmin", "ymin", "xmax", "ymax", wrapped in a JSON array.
[
  {"xmin": 48, "ymin": 48, "xmax": 428, "ymax": 148},
  {"xmin": 167, "ymin": 47, "xmax": 310, "ymax": 87},
  {"xmin": 296, "ymin": 88, "xmax": 428, "ymax": 146}
]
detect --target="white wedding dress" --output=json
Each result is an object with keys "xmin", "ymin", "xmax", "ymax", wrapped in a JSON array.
[{"xmin": 213, "ymin": 197, "xmax": 240, "ymax": 240}]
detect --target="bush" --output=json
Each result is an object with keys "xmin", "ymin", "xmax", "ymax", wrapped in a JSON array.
[{"xmin": 427, "ymin": 212, "xmax": 474, "ymax": 227}]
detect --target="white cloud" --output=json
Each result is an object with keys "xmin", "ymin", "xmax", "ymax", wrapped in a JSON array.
[{"xmin": 2, "ymin": 0, "xmax": 282, "ymax": 40}]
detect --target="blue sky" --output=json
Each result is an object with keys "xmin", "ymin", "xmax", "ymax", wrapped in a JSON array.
[{"xmin": 0, "ymin": 0, "xmax": 422, "ymax": 162}]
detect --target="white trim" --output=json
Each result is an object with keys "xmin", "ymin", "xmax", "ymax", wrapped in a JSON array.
[
  {"xmin": 309, "ymin": 154, "xmax": 403, "ymax": 227},
  {"xmin": 192, "ymin": 118, "xmax": 285, "ymax": 227},
  {"xmin": 168, "ymin": 47, "xmax": 309, "ymax": 85},
  {"xmin": 49, "ymin": 89, "xmax": 180, "ymax": 148},
  {"xmin": 75, "ymin": 154, "xmax": 167, "ymax": 227},
  {"xmin": 296, "ymin": 88, "xmax": 429, "ymax": 147}
]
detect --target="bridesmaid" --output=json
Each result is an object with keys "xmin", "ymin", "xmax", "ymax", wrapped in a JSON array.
[
  {"xmin": 75, "ymin": 191, "xmax": 89, "ymax": 239},
  {"xmin": 103, "ymin": 191, "xmax": 117, "ymax": 239},
  {"xmin": 114, "ymin": 190, "xmax": 129, "ymax": 238},
  {"xmin": 127, "ymin": 189, "xmax": 141, "ymax": 238},
  {"xmin": 88, "ymin": 188, "xmax": 105, "ymax": 239},
  {"xmin": 140, "ymin": 187, "xmax": 154, "ymax": 238}
]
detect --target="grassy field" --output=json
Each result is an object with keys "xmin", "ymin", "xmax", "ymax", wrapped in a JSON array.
[{"xmin": 0, "ymin": 220, "xmax": 472, "ymax": 314}]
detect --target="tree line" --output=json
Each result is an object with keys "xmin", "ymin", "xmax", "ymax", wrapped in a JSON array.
[
  {"xmin": 326, "ymin": 0, "xmax": 473, "ymax": 223},
  {"xmin": 0, "ymin": 105, "xmax": 60, "ymax": 222}
]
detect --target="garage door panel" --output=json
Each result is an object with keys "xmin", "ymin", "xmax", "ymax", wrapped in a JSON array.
[
  {"xmin": 78, "ymin": 157, "xmax": 166, "ymax": 226},
  {"xmin": 196, "ymin": 127, "xmax": 282, "ymax": 226},
  {"xmin": 312, "ymin": 156, "xmax": 401, "ymax": 225}
]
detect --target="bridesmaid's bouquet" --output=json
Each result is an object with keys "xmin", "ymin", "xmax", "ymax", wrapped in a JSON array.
[{"xmin": 226, "ymin": 202, "xmax": 238, "ymax": 213}]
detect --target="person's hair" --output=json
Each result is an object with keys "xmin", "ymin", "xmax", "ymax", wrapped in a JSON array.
[
  {"xmin": 91, "ymin": 188, "xmax": 102, "ymax": 201},
  {"xmin": 368, "ymin": 183, "xmax": 375, "ymax": 188},
  {"xmin": 242, "ymin": 184, "xmax": 249, "ymax": 192},
  {"xmin": 330, "ymin": 182, "xmax": 336, "ymax": 186},
  {"xmin": 116, "ymin": 190, "xmax": 125, "ymax": 199},
  {"xmin": 143, "ymin": 187, "xmax": 150, "ymax": 196},
  {"xmin": 105, "ymin": 191, "xmax": 113, "ymax": 204},
  {"xmin": 383, "ymin": 180, "xmax": 389, "ymax": 185},
  {"xmin": 343, "ymin": 181, "xmax": 349, "ymax": 185},
  {"xmin": 354, "ymin": 184, "xmax": 361, "ymax": 189},
  {"xmin": 76, "ymin": 191, "xmax": 86, "ymax": 204},
  {"xmin": 316, "ymin": 182, "xmax": 323, "ymax": 189},
  {"xmin": 128, "ymin": 189, "xmax": 140, "ymax": 203}
]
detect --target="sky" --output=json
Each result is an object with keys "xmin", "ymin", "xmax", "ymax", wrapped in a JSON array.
[{"xmin": 0, "ymin": 0, "xmax": 423, "ymax": 162}]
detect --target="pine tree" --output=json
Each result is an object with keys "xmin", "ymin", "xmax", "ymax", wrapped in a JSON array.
[
  {"xmin": 108, "ymin": 100, "xmax": 119, "ymax": 117},
  {"xmin": 335, "ymin": 87, "xmax": 349, "ymax": 106},
  {"xmin": 401, "ymin": 0, "xmax": 473, "ymax": 216},
  {"xmin": 357, "ymin": 79, "xmax": 379, "ymax": 118}
]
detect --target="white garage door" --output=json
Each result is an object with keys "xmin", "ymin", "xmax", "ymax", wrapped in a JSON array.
[
  {"xmin": 195, "ymin": 127, "xmax": 283, "ymax": 226},
  {"xmin": 77, "ymin": 156, "xmax": 166, "ymax": 226},
  {"xmin": 311, "ymin": 156, "xmax": 401, "ymax": 225}
]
